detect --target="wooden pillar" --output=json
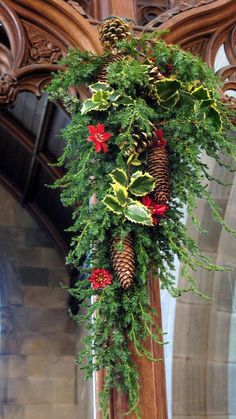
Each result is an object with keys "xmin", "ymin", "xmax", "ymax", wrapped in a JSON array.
[
  {"xmin": 111, "ymin": 274, "xmax": 167, "ymax": 419},
  {"xmin": 95, "ymin": 273, "xmax": 168, "ymax": 419},
  {"xmin": 92, "ymin": 0, "xmax": 137, "ymax": 22}
]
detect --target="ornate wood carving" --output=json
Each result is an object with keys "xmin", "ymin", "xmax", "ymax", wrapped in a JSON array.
[
  {"xmin": 0, "ymin": 74, "xmax": 18, "ymax": 108},
  {"xmin": 65, "ymin": 0, "xmax": 90, "ymax": 17},
  {"xmin": 183, "ymin": 38, "xmax": 209, "ymax": 58},
  {"xmin": 208, "ymin": 22, "xmax": 236, "ymax": 108},
  {"xmin": 137, "ymin": 1, "xmax": 168, "ymax": 26},
  {"xmin": 0, "ymin": 0, "xmax": 101, "ymax": 107},
  {"xmin": 142, "ymin": 0, "xmax": 216, "ymax": 27},
  {"xmin": 24, "ymin": 22, "xmax": 64, "ymax": 65},
  {"xmin": 158, "ymin": 0, "xmax": 236, "ymax": 110}
]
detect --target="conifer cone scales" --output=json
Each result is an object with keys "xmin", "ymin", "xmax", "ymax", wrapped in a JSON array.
[
  {"xmin": 110, "ymin": 235, "xmax": 135, "ymax": 290},
  {"xmin": 96, "ymin": 53, "xmax": 126, "ymax": 83},
  {"xmin": 147, "ymin": 145, "xmax": 171, "ymax": 204},
  {"xmin": 99, "ymin": 17, "xmax": 132, "ymax": 51}
]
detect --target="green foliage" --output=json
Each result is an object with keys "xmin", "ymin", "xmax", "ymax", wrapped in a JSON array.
[
  {"xmin": 46, "ymin": 30, "xmax": 236, "ymax": 419},
  {"xmin": 103, "ymin": 169, "xmax": 155, "ymax": 225}
]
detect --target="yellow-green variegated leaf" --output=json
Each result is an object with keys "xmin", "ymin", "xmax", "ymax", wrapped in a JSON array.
[
  {"xmin": 103, "ymin": 195, "xmax": 123, "ymax": 214},
  {"xmin": 92, "ymin": 90, "xmax": 110, "ymax": 104},
  {"xmin": 199, "ymin": 100, "xmax": 222, "ymax": 131},
  {"xmin": 155, "ymin": 78, "xmax": 181, "ymax": 108},
  {"xmin": 207, "ymin": 105, "xmax": 222, "ymax": 131},
  {"xmin": 109, "ymin": 169, "xmax": 128, "ymax": 187},
  {"xmin": 127, "ymin": 153, "xmax": 142, "ymax": 166},
  {"xmin": 191, "ymin": 85, "xmax": 212, "ymax": 101},
  {"xmin": 112, "ymin": 183, "xmax": 128, "ymax": 206},
  {"xmin": 81, "ymin": 99, "xmax": 100, "ymax": 115},
  {"xmin": 89, "ymin": 82, "xmax": 113, "ymax": 92},
  {"xmin": 124, "ymin": 199, "xmax": 153, "ymax": 226},
  {"xmin": 129, "ymin": 171, "xmax": 155, "ymax": 196}
]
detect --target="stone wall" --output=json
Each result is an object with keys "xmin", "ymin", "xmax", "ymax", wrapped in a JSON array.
[
  {"xmin": 0, "ymin": 184, "xmax": 92, "ymax": 419},
  {"xmin": 172, "ymin": 155, "xmax": 236, "ymax": 419}
]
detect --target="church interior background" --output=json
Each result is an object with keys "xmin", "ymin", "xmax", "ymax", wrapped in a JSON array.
[{"xmin": 0, "ymin": 0, "xmax": 236, "ymax": 418}]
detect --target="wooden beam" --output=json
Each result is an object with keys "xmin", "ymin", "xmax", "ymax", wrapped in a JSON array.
[
  {"xmin": 22, "ymin": 100, "xmax": 55, "ymax": 204},
  {"xmin": 92, "ymin": 0, "xmax": 137, "ymax": 22}
]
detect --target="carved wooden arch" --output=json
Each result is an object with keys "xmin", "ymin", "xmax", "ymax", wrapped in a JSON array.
[
  {"xmin": 0, "ymin": 0, "xmax": 102, "ymax": 259},
  {"xmin": 158, "ymin": 0, "xmax": 236, "ymax": 107},
  {"xmin": 0, "ymin": 0, "xmax": 101, "ymax": 108}
]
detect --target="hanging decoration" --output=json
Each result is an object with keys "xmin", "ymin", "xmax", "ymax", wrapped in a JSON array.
[{"xmin": 46, "ymin": 17, "xmax": 236, "ymax": 419}]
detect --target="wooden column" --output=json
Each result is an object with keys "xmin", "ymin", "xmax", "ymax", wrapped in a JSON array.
[
  {"xmin": 111, "ymin": 274, "xmax": 167, "ymax": 419},
  {"xmin": 92, "ymin": 0, "xmax": 137, "ymax": 22},
  {"xmin": 95, "ymin": 273, "xmax": 168, "ymax": 419}
]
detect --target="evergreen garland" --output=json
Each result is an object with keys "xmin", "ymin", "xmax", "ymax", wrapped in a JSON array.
[{"xmin": 46, "ymin": 20, "xmax": 236, "ymax": 419}]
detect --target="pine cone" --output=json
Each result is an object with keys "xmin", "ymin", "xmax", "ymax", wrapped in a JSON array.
[
  {"xmin": 131, "ymin": 131, "xmax": 150, "ymax": 154},
  {"xmin": 110, "ymin": 235, "xmax": 135, "ymax": 290},
  {"xmin": 147, "ymin": 143, "xmax": 170, "ymax": 204},
  {"xmin": 144, "ymin": 60, "xmax": 164, "ymax": 101},
  {"xmin": 99, "ymin": 17, "xmax": 132, "ymax": 51},
  {"xmin": 97, "ymin": 53, "xmax": 126, "ymax": 83}
]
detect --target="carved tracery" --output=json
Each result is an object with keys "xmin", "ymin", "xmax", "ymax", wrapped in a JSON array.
[
  {"xmin": 0, "ymin": 0, "xmax": 100, "ymax": 109},
  {"xmin": 23, "ymin": 22, "xmax": 64, "ymax": 65},
  {"xmin": 140, "ymin": 0, "xmax": 217, "ymax": 27}
]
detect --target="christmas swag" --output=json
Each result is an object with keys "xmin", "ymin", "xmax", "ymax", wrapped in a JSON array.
[{"xmin": 47, "ymin": 18, "xmax": 236, "ymax": 419}]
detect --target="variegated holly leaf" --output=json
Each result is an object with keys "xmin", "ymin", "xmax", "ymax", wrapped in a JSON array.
[
  {"xmin": 199, "ymin": 100, "xmax": 222, "ymax": 131},
  {"xmin": 81, "ymin": 90, "xmax": 111, "ymax": 114},
  {"xmin": 111, "ymin": 183, "xmax": 128, "ymax": 206},
  {"xmin": 207, "ymin": 105, "xmax": 222, "ymax": 131},
  {"xmin": 156, "ymin": 78, "xmax": 181, "ymax": 108},
  {"xmin": 127, "ymin": 153, "xmax": 142, "ymax": 166},
  {"xmin": 89, "ymin": 82, "xmax": 113, "ymax": 92},
  {"xmin": 109, "ymin": 169, "xmax": 128, "ymax": 187},
  {"xmin": 103, "ymin": 195, "xmax": 123, "ymax": 214},
  {"xmin": 124, "ymin": 199, "xmax": 153, "ymax": 225},
  {"xmin": 129, "ymin": 171, "xmax": 155, "ymax": 196},
  {"xmin": 191, "ymin": 85, "xmax": 212, "ymax": 101},
  {"xmin": 81, "ymin": 99, "xmax": 101, "ymax": 114}
]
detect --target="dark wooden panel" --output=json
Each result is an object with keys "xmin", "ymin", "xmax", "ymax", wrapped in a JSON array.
[
  {"xmin": 46, "ymin": 106, "xmax": 69, "ymax": 159},
  {"xmin": 10, "ymin": 92, "xmax": 48, "ymax": 138},
  {"xmin": 0, "ymin": 124, "xmax": 31, "ymax": 190},
  {"xmin": 31, "ymin": 165, "xmax": 73, "ymax": 246}
]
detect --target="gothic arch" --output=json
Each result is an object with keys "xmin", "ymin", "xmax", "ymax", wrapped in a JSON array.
[{"xmin": 0, "ymin": 0, "xmax": 101, "ymax": 257}]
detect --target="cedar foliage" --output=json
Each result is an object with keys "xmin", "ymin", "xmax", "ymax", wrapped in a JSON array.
[{"xmin": 46, "ymin": 30, "xmax": 236, "ymax": 419}]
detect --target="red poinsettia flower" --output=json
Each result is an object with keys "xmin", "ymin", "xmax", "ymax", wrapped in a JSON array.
[
  {"xmin": 156, "ymin": 128, "xmax": 167, "ymax": 146},
  {"xmin": 142, "ymin": 195, "xmax": 168, "ymax": 225},
  {"xmin": 87, "ymin": 123, "xmax": 112, "ymax": 154},
  {"xmin": 88, "ymin": 268, "xmax": 112, "ymax": 290}
]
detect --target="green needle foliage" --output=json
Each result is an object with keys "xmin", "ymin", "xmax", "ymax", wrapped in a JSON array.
[{"xmin": 46, "ymin": 29, "xmax": 236, "ymax": 418}]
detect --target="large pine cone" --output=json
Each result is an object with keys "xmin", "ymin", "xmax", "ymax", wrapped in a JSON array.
[
  {"xmin": 110, "ymin": 235, "xmax": 135, "ymax": 290},
  {"xmin": 99, "ymin": 17, "xmax": 132, "ymax": 51},
  {"xmin": 147, "ymin": 144, "xmax": 170, "ymax": 204},
  {"xmin": 97, "ymin": 53, "xmax": 126, "ymax": 83}
]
